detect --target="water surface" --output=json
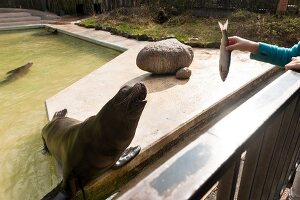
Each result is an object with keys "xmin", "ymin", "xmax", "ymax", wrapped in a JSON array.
[{"xmin": 0, "ymin": 29, "xmax": 120, "ymax": 199}]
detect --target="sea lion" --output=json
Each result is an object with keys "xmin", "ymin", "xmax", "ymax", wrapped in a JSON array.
[
  {"xmin": 1, "ymin": 62, "xmax": 33, "ymax": 84},
  {"xmin": 42, "ymin": 82, "xmax": 147, "ymax": 200}
]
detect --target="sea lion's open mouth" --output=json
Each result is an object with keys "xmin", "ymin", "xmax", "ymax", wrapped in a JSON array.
[{"xmin": 133, "ymin": 83, "xmax": 147, "ymax": 103}]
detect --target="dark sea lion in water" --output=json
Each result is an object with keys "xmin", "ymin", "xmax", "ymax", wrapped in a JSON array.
[
  {"xmin": 1, "ymin": 62, "xmax": 33, "ymax": 84},
  {"xmin": 42, "ymin": 82, "xmax": 147, "ymax": 200}
]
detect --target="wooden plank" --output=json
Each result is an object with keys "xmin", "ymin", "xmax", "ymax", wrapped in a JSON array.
[
  {"xmin": 217, "ymin": 160, "xmax": 240, "ymax": 200},
  {"xmin": 265, "ymin": 95, "xmax": 300, "ymax": 199},
  {"xmin": 274, "ymin": 102, "xmax": 300, "ymax": 197},
  {"xmin": 233, "ymin": 128, "xmax": 265, "ymax": 200},
  {"xmin": 249, "ymin": 109, "xmax": 285, "ymax": 200},
  {"xmin": 256, "ymin": 98, "xmax": 297, "ymax": 199},
  {"xmin": 200, "ymin": 183, "xmax": 217, "ymax": 200}
]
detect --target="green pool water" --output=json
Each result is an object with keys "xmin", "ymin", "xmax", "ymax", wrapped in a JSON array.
[{"xmin": 0, "ymin": 29, "xmax": 120, "ymax": 199}]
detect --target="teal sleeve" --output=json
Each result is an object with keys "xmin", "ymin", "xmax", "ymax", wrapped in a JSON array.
[{"xmin": 250, "ymin": 42, "xmax": 300, "ymax": 67}]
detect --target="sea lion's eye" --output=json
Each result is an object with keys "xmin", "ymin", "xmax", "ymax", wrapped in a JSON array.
[{"xmin": 120, "ymin": 86, "xmax": 130, "ymax": 96}]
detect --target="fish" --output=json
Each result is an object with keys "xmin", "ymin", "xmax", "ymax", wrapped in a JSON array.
[
  {"xmin": 1, "ymin": 62, "xmax": 33, "ymax": 84},
  {"xmin": 218, "ymin": 19, "xmax": 231, "ymax": 82}
]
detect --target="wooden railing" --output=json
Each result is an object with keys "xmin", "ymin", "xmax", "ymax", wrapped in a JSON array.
[{"xmin": 118, "ymin": 70, "xmax": 300, "ymax": 200}]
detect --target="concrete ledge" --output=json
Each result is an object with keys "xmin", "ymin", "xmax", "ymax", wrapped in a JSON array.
[
  {"xmin": 0, "ymin": 20, "xmax": 42, "ymax": 27},
  {"xmin": 50, "ymin": 26, "xmax": 128, "ymax": 52},
  {"xmin": 0, "ymin": 16, "xmax": 41, "ymax": 23},
  {"xmin": 0, "ymin": 24, "xmax": 44, "ymax": 31},
  {"xmin": 0, "ymin": 24, "xmax": 126, "ymax": 54},
  {"xmin": 0, "ymin": 12, "xmax": 31, "ymax": 18}
]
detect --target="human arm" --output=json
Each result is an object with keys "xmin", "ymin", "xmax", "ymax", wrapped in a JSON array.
[
  {"xmin": 226, "ymin": 36, "xmax": 300, "ymax": 67},
  {"xmin": 226, "ymin": 36, "xmax": 259, "ymax": 54},
  {"xmin": 250, "ymin": 42, "xmax": 300, "ymax": 67}
]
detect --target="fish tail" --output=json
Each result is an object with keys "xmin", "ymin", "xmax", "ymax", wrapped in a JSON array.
[
  {"xmin": 218, "ymin": 19, "xmax": 228, "ymax": 31},
  {"xmin": 218, "ymin": 21, "xmax": 224, "ymax": 30},
  {"xmin": 224, "ymin": 19, "xmax": 228, "ymax": 30}
]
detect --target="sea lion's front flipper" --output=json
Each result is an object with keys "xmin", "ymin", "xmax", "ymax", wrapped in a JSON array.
[
  {"xmin": 41, "ymin": 109, "xmax": 68, "ymax": 155},
  {"xmin": 52, "ymin": 109, "xmax": 68, "ymax": 120},
  {"xmin": 112, "ymin": 145, "xmax": 141, "ymax": 169}
]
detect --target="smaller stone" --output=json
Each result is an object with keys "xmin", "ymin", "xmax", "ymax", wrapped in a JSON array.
[{"xmin": 176, "ymin": 67, "xmax": 192, "ymax": 79}]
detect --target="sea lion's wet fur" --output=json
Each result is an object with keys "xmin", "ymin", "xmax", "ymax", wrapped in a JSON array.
[{"xmin": 42, "ymin": 83, "xmax": 147, "ymax": 198}]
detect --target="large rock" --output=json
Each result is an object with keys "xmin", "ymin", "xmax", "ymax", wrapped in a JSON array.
[{"xmin": 136, "ymin": 39, "xmax": 194, "ymax": 75}]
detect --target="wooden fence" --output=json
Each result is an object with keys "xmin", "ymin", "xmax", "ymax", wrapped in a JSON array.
[
  {"xmin": 193, "ymin": 0, "xmax": 280, "ymax": 11},
  {"xmin": 0, "ymin": 0, "xmax": 45, "ymax": 10},
  {"xmin": 118, "ymin": 70, "xmax": 300, "ymax": 200},
  {"xmin": 0, "ymin": 0, "xmax": 292, "ymax": 15},
  {"xmin": 0, "ymin": 0, "xmax": 141, "ymax": 15}
]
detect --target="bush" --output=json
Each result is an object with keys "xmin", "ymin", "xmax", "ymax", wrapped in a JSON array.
[
  {"xmin": 148, "ymin": 0, "xmax": 197, "ymax": 13},
  {"xmin": 230, "ymin": 10, "xmax": 258, "ymax": 21}
]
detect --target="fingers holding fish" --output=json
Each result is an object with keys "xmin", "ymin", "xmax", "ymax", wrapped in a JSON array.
[
  {"xmin": 226, "ymin": 36, "xmax": 259, "ymax": 54},
  {"xmin": 285, "ymin": 56, "xmax": 300, "ymax": 71}
]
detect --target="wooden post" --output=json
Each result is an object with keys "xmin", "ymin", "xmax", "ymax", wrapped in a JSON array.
[
  {"xmin": 277, "ymin": 0, "xmax": 289, "ymax": 14},
  {"xmin": 217, "ymin": 160, "xmax": 241, "ymax": 200}
]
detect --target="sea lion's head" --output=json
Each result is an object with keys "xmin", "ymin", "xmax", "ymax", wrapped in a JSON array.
[
  {"xmin": 98, "ymin": 82, "xmax": 147, "ymax": 148},
  {"xmin": 112, "ymin": 82, "xmax": 147, "ymax": 119}
]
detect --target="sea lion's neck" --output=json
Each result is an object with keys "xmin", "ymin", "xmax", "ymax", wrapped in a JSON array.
[{"xmin": 97, "ymin": 102, "xmax": 137, "ymax": 148}]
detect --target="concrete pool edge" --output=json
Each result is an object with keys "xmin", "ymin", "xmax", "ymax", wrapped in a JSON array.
[
  {"xmin": 0, "ymin": 24, "xmax": 44, "ymax": 31},
  {"xmin": 47, "ymin": 25, "xmax": 128, "ymax": 52},
  {"xmin": 0, "ymin": 24, "xmax": 128, "ymax": 52}
]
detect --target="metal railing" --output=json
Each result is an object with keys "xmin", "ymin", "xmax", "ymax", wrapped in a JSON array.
[{"xmin": 118, "ymin": 70, "xmax": 300, "ymax": 200}]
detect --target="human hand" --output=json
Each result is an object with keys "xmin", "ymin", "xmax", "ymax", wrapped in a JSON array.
[
  {"xmin": 226, "ymin": 36, "xmax": 259, "ymax": 54},
  {"xmin": 285, "ymin": 57, "xmax": 300, "ymax": 71}
]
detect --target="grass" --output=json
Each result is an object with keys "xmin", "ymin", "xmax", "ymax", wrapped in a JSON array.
[{"xmin": 79, "ymin": 7, "xmax": 300, "ymax": 47}]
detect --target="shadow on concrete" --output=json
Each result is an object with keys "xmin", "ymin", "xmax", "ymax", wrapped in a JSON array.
[{"xmin": 124, "ymin": 73, "xmax": 189, "ymax": 94}]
